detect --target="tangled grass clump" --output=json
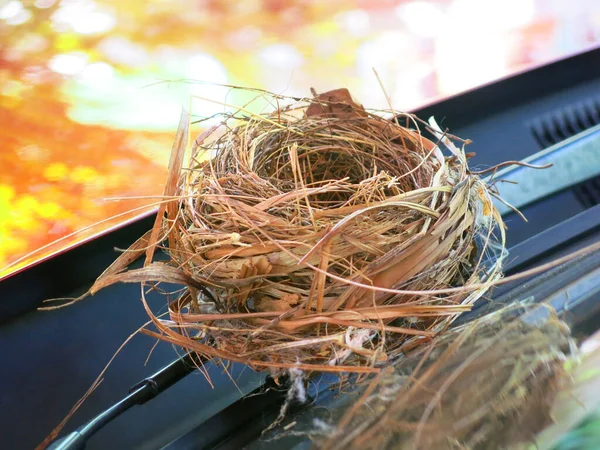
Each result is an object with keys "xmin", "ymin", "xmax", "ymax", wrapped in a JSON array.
[{"xmin": 313, "ymin": 303, "xmax": 573, "ymax": 450}]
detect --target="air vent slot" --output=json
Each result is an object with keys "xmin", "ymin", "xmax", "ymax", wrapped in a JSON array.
[
  {"xmin": 528, "ymin": 99, "xmax": 600, "ymax": 209},
  {"xmin": 573, "ymin": 177, "xmax": 600, "ymax": 209},
  {"xmin": 530, "ymin": 99, "xmax": 600, "ymax": 148}
]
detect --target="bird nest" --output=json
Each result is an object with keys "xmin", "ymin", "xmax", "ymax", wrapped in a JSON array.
[{"xmin": 89, "ymin": 88, "xmax": 506, "ymax": 374}]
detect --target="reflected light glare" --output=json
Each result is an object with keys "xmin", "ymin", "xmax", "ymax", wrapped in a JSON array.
[
  {"xmin": 15, "ymin": 33, "xmax": 48, "ymax": 54},
  {"xmin": 98, "ymin": 37, "xmax": 149, "ymax": 67},
  {"xmin": 34, "ymin": 0, "xmax": 56, "ymax": 8},
  {"xmin": 396, "ymin": 2, "xmax": 445, "ymax": 38},
  {"xmin": 7, "ymin": 9, "xmax": 32, "ymax": 25},
  {"xmin": 79, "ymin": 62, "xmax": 115, "ymax": 85},
  {"xmin": 0, "ymin": 1, "xmax": 22, "ymax": 19},
  {"xmin": 48, "ymin": 53, "xmax": 88, "ymax": 75},
  {"xmin": 1, "ymin": 0, "xmax": 31, "ymax": 24},
  {"xmin": 435, "ymin": 27, "xmax": 509, "ymax": 94},
  {"xmin": 448, "ymin": 0, "xmax": 535, "ymax": 29},
  {"xmin": 226, "ymin": 26, "xmax": 263, "ymax": 50},
  {"xmin": 334, "ymin": 9, "xmax": 371, "ymax": 37},
  {"xmin": 356, "ymin": 31, "xmax": 412, "ymax": 72},
  {"xmin": 52, "ymin": 0, "xmax": 116, "ymax": 35},
  {"xmin": 187, "ymin": 53, "xmax": 229, "ymax": 123},
  {"xmin": 259, "ymin": 44, "xmax": 304, "ymax": 69}
]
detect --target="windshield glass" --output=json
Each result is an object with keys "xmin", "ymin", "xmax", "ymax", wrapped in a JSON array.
[{"xmin": 1, "ymin": 0, "xmax": 599, "ymax": 277}]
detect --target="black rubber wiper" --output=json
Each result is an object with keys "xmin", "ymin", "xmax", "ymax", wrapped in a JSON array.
[{"xmin": 48, "ymin": 352, "xmax": 205, "ymax": 450}]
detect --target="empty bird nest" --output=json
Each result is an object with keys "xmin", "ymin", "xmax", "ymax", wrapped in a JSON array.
[{"xmin": 80, "ymin": 87, "xmax": 507, "ymax": 375}]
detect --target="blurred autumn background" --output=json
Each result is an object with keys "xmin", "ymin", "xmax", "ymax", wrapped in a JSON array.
[{"xmin": 1, "ymin": 0, "xmax": 599, "ymax": 277}]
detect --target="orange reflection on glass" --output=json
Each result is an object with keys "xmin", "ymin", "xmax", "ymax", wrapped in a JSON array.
[{"xmin": 1, "ymin": 0, "xmax": 599, "ymax": 278}]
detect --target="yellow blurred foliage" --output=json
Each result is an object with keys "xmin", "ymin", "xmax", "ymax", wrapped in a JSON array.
[
  {"xmin": 38, "ymin": 202, "xmax": 63, "ymax": 220},
  {"xmin": 14, "ymin": 195, "xmax": 40, "ymax": 214},
  {"xmin": 0, "ymin": 230, "xmax": 28, "ymax": 268},
  {"xmin": 0, "ymin": 184, "xmax": 15, "ymax": 204},
  {"xmin": 54, "ymin": 34, "xmax": 81, "ymax": 52},
  {"xmin": 70, "ymin": 166, "xmax": 100, "ymax": 184},
  {"xmin": 43, "ymin": 163, "xmax": 70, "ymax": 182}
]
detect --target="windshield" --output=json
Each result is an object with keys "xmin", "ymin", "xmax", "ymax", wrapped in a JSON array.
[{"xmin": 1, "ymin": 0, "xmax": 599, "ymax": 277}]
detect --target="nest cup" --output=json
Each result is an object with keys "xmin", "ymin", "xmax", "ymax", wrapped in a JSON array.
[{"xmin": 112, "ymin": 88, "xmax": 505, "ymax": 373}]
